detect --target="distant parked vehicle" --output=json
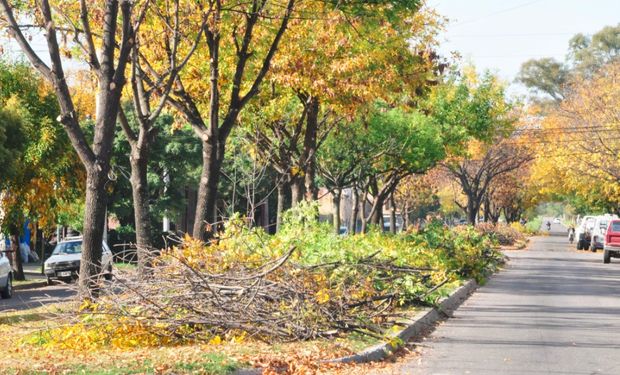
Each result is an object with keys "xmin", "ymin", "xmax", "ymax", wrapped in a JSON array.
[
  {"xmin": 576, "ymin": 216, "xmax": 597, "ymax": 250},
  {"xmin": 553, "ymin": 218, "xmax": 561, "ymax": 224},
  {"xmin": 0, "ymin": 250, "xmax": 13, "ymax": 299},
  {"xmin": 43, "ymin": 236, "xmax": 113, "ymax": 285},
  {"xmin": 603, "ymin": 219, "xmax": 620, "ymax": 263},
  {"xmin": 590, "ymin": 215, "xmax": 616, "ymax": 252}
]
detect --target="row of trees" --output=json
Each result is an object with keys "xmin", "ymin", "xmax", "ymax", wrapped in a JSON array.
[
  {"xmin": 0, "ymin": 0, "xmax": 520, "ymax": 296},
  {"xmin": 519, "ymin": 24, "xmax": 620, "ymax": 214}
]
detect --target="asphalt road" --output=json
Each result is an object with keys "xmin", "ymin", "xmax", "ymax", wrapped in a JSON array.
[
  {"xmin": 0, "ymin": 283, "xmax": 75, "ymax": 312},
  {"xmin": 397, "ymin": 227, "xmax": 620, "ymax": 374}
]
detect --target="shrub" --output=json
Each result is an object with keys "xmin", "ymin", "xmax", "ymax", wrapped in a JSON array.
[{"xmin": 476, "ymin": 222, "xmax": 526, "ymax": 246}]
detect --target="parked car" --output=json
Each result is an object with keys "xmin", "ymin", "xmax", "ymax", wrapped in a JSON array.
[
  {"xmin": 0, "ymin": 250, "xmax": 13, "ymax": 299},
  {"xmin": 603, "ymin": 219, "xmax": 620, "ymax": 263},
  {"xmin": 590, "ymin": 215, "xmax": 617, "ymax": 251},
  {"xmin": 553, "ymin": 217, "xmax": 561, "ymax": 224},
  {"xmin": 576, "ymin": 216, "xmax": 597, "ymax": 250},
  {"xmin": 43, "ymin": 236, "xmax": 113, "ymax": 284}
]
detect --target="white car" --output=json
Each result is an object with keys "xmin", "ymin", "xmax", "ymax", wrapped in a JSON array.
[
  {"xmin": 553, "ymin": 218, "xmax": 561, "ymax": 224},
  {"xmin": 0, "ymin": 250, "xmax": 13, "ymax": 299},
  {"xmin": 44, "ymin": 236, "xmax": 113, "ymax": 284},
  {"xmin": 590, "ymin": 215, "xmax": 618, "ymax": 252}
]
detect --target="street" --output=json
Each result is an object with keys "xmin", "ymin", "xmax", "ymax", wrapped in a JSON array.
[
  {"xmin": 395, "ymin": 226, "xmax": 620, "ymax": 374},
  {"xmin": 0, "ymin": 283, "xmax": 75, "ymax": 312}
]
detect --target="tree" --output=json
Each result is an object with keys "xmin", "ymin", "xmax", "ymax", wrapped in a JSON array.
[
  {"xmin": 358, "ymin": 107, "xmax": 445, "ymax": 231},
  {"xmin": 394, "ymin": 172, "xmax": 441, "ymax": 230},
  {"xmin": 517, "ymin": 58, "xmax": 569, "ymax": 102},
  {"xmin": 518, "ymin": 24, "xmax": 620, "ymax": 103},
  {"xmin": 569, "ymin": 24, "xmax": 620, "ymax": 75},
  {"xmin": 528, "ymin": 60, "xmax": 620, "ymax": 212},
  {"xmin": 0, "ymin": 108, "xmax": 25, "ymax": 182},
  {"xmin": 430, "ymin": 69, "xmax": 524, "ymax": 224},
  {"xmin": 164, "ymin": 0, "xmax": 296, "ymax": 240},
  {"xmin": 1, "ymin": 0, "xmax": 140, "ymax": 297},
  {"xmin": 265, "ymin": 1, "xmax": 442, "ymax": 205},
  {"xmin": 447, "ymin": 140, "xmax": 531, "ymax": 224},
  {"xmin": 316, "ymin": 123, "xmax": 365, "ymax": 233},
  {"xmin": 115, "ymin": 0, "xmax": 205, "ymax": 273},
  {"xmin": 0, "ymin": 61, "xmax": 85, "ymax": 243}
]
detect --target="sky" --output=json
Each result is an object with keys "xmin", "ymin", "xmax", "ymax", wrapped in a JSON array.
[{"xmin": 429, "ymin": 0, "xmax": 620, "ymax": 96}]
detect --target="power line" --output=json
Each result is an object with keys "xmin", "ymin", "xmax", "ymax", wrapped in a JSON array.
[{"xmin": 452, "ymin": 0, "xmax": 548, "ymax": 27}]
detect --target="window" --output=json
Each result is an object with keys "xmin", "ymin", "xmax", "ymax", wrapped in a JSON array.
[{"xmin": 52, "ymin": 241, "xmax": 82, "ymax": 255}]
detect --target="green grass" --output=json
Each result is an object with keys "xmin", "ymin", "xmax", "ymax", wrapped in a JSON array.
[
  {"xmin": 525, "ymin": 216, "xmax": 543, "ymax": 234},
  {"xmin": 14, "ymin": 279, "xmax": 46, "ymax": 286},
  {"xmin": 113, "ymin": 262, "xmax": 137, "ymax": 270}
]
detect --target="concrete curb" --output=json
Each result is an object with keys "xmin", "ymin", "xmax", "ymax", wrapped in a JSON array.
[
  {"xmin": 325, "ymin": 279, "xmax": 479, "ymax": 364},
  {"xmin": 234, "ymin": 280, "xmax": 480, "ymax": 375},
  {"xmin": 14, "ymin": 281, "xmax": 48, "ymax": 291}
]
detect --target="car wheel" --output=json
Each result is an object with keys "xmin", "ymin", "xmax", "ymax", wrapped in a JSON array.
[
  {"xmin": 591, "ymin": 241, "xmax": 597, "ymax": 252},
  {"xmin": 604, "ymin": 250, "xmax": 611, "ymax": 264},
  {"xmin": 1, "ymin": 274, "xmax": 12, "ymax": 299},
  {"xmin": 576, "ymin": 240, "xmax": 583, "ymax": 250},
  {"xmin": 46, "ymin": 277, "xmax": 54, "ymax": 286}
]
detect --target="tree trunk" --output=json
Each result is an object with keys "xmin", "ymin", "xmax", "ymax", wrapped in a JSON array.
[
  {"xmin": 360, "ymin": 190, "xmax": 368, "ymax": 233},
  {"xmin": 350, "ymin": 187, "xmax": 359, "ymax": 235},
  {"xmin": 390, "ymin": 194, "xmax": 397, "ymax": 234},
  {"xmin": 193, "ymin": 138, "xmax": 223, "ymax": 240},
  {"xmin": 332, "ymin": 189, "xmax": 342, "ymax": 234},
  {"xmin": 370, "ymin": 196, "xmax": 385, "ymax": 226},
  {"xmin": 130, "ymin": 151, "xmax": 152, "ymax": 274},
  {"xmin": 9, "ymin": 232, "xmax": 24, "ymax": 281},
  {"xmin": 303, "ymin": 96, "xmax": 319, "ymax": 202},
  {"xmin": 78, "ymin": 169, "xmax": 107, "ymax": 299},
  {"xmin": 290, "ymin": 177, "xmax": 304, "ymax": 206},
  {"xmin": 403, "ymin": 201, "xmax": 410, "ymax": 231},
  {"xmin": 466, "ymin": 194, "xmax": 480, "ymax": 225},
  {"xmin": 276, "ymin": 180, "xmax": 288, "ymax": 232}
]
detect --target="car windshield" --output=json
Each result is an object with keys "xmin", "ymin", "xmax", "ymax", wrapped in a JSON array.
[
  {"xmin": 612, "ymin": 222, "xmax": 620, "ymax": 232},
  {"xmin": 600, "ymin": 220, "xmax": 609, "ymax": 229},
  {"xmin": 52, "ymin": 241, "xmax": 82, "ymax": 255}
]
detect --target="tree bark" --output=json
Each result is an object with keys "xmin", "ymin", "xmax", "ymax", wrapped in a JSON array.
[
  {"xmin": 370, "ymin": 196, "xmax": 385, "ymax": 226},
  {"xmin": 466, "ymin": 194, "xmax": 481, "ymax": 225},
  {"xmin": 350, "ymin": 187, "xmax": 359, "ymax": 235},
  {"xmin": 290, "ymin": 177, "xmax": 304, "ymax": 206},
  {"xmin": 79, "ymin": 169, "xmax": 107, "ymax": 298},
  {"xmin": 9, "ymin": 232, "xmax": 24, "ymax": 281},
  {"xmin": 192, "ymin": 138, "xmax": 223, "ymax": 239},
  {"xmin": 276, "ymin": 180, "xmax": 288, "ymax": 232},
  {"xmin": 389, "ymin": 194, "xmax": 396, "ymax": 234},
  {"xmin": 332, "ymin": 189, "xmax": 342, "ymax": 234},
  {"xmin": 129, "ymin": 150, "xmax": 152, "ymax": 273},
  {"xmin": 403, "ymin": 201, "xmax": 410, "ymax": 231},
  {"xmin": 303, "ymin": 96, "xmax": 319, "ymax": 202}
]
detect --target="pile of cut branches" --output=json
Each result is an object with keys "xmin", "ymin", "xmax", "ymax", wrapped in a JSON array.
[
  {"xmin": 90, "ymin": 236, "xmax": 445, "ymax": 343},
  {"xmin": 38, "ymin": 212, "xmax": 500, "ymax": 349}
]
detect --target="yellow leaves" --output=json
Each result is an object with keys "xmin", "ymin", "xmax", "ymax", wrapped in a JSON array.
[
  {"xmin": 315, "ymin": 289, "xmax": 330, "ymax": 304},
  {"xmin": 208, "ymin": 335, "xmax": 222, "ymax": 345}
]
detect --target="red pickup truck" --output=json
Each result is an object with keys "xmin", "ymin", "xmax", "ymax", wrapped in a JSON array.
[{"xmin": 603, "ymin": 219, "xmax": 620, "ymax": 263}]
